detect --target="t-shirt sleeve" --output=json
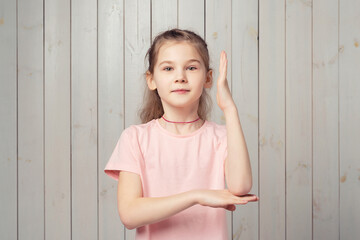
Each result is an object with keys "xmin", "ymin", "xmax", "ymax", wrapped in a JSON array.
[{"xmin": 104, "ymin": 127, "xmax": 142, "ymax": 181}]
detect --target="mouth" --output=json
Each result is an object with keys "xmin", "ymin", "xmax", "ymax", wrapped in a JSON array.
[
  {"xmin": 172, "ymin": 89, "xmax": 190, "ymax": 92},
  {"xmin": 172, "ymin": 89, "xmax": 190, "ymax": 94}
]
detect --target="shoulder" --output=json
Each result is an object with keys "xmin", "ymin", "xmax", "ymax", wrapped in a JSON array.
[
  {"xmin": 204, "ymin": 120, "xmax": 227, "ymax": 139},
  {"xmin": 121, "ymin": 119, "xmax": 157, "ymax": 139}
]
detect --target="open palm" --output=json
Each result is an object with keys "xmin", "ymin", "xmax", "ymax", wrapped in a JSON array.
[{"xmin": 216, "ymin": 51, "xmax": 235, "ymax": 111}]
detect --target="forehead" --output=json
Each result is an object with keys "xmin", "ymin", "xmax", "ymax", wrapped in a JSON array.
[{"xmin": 156, "ymin": 41, "xmax": 202, "ymax": 63}]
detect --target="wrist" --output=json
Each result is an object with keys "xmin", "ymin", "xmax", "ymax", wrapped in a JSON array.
[
  {"xmin": 189, "ymin": 189, "xmax": 203, "ymax": 205},
  {"xmin": 223, "ymin": 104, "xmax": 237, "ymax": 115},
  {"xmin": 223, "ymin": 105, "xmax": 238, "ymax": 119}
]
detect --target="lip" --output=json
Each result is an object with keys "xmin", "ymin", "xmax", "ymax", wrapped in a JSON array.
[
  {"xmin": 172, "ymin": 89, "xmax": 190, "ymax": 94},
  {"xmin": 172, "ymin": 89, "xmax": 190, "ymax": 92}
]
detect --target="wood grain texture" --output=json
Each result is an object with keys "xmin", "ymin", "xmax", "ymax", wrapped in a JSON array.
[
  {"xmin": 259, "ymin": 0, "xmax": 286, "ymax": 239},
  {"xmin": 98, "ymin": 0, "xmax": 125, "ymax": 239},
  {"xmin": 0, "ymin": 0, "xmax": 17, "ymax": 239},
  {"xmin": 1, "ymin": 1, "xmax": 359, "ymax": 239},
  {"xmin": 44, "ymin": 0, "xmax": 71, "ymax": 239},
  {"xmin": 313, "ymin": 0, "xmax": 340, "ymax": 239},
  {"xmin": 232, "ymin": 0, "xmax": 259, "ymax": 239},
  {"xmin": 18, "ymin": 0, "xmax": 44, "ymax": 239},
  {"xmin": 151, "ymin": 0, "xmax": 177, "ymax": 38},
  {"xmin": 71, "ymin": 0, "xmax": 98, "ymax": 239},
  {"xmin": 339, "ymin": 0, "xmax": 360, "ymax": 238},
  {"xmin": 285, "ymin": 0, "xmax": 312, "ymax": 239},
  {"xmin": 205, "ymin": 0, "xmax": 232, "ymax": 125},
  {"xmin": 205, "ymin": 0, "xmax": 233, "ymax": 238},
  {"xmin": 178, "ymin": 0, "xmax": 204, "ymax": 38},
  {"xmin": 124, "ymin": 0, "xmax": 151, "ymax": 238}
]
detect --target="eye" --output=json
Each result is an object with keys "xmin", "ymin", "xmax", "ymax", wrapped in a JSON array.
[
  {"xmin": 163, "ymin": 67, "xmax": 173, "ymax": 71},
  {"xmin": 187, "ymin": 66, "xmax": 197, "ymax": 71}
]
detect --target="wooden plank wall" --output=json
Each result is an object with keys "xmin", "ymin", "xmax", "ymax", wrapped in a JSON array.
[{"xmin": 0, "ymin": 0, "xmax": 359, "ymax": 239}]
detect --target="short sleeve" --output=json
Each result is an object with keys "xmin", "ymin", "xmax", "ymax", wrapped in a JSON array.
[{"xmin": 104, "ymin": 127, "xmax": 142, "ymax": 181}]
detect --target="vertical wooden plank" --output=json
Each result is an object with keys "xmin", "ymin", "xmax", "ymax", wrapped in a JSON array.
[
  {"xmin": 98, "ymin": 0, "xmax": 125, "ymax": 239},
  {"xmin": 71, "ymin": 0, "xmax": 98, "ymax": 239},
  {"xmin": 124, "ymin": 0, "xmax": 151, "ymax": 239},
  {"xmin": 151, "ymin": 0, "xmax": 177, "ymax": 37},
  {"xmin": 205, "ymin": 0, "xmax": 232, "ymax": 238},
  {"xmin": 17, "ymin": 0, "xmax": 44, "ymax": 239},
  {"xmin": 231, "ymin": 0, "xmax": 259, "ymax": 239},
  {"xmin": 285, "ymin": 1, "xmax": 312, "ymax": 240},
  {"xmin": 125, "ymin": 0, "xmax": 151, "ymax": 126},
  {"xmin": 313, "ymin": 0, "xmax": 339, "ymax": 239},
  {"xmin": 339, "ymin": 0, "xmax": 360, "ymax": 238},
  {"xmin": 178, "ymin": 0, "xmax": 204, "ymax": 38},
  {"xmin": 0, "ymin": 0, "xmax": 17, "ymax": 239},
  {"xmin": 205, "ymin": 0, "xmax": 232, "ymax": 124},
  {"xmin": 44, "ymin": 0, "xmax": 71, "ymax": 239},
  {"xmin": 259, "ymin": 0, "xmax": 286, "ymax": 239}
]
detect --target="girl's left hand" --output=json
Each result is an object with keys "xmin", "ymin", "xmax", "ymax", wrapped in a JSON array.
[{"xmin": 216, "ymin": 51, "xmax": 236, "ymax": 112}]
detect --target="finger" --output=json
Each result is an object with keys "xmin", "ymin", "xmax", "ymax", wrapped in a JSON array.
[
  {"xmin": 231, "ymin": 196, "xmax": 257, "ymax": 204},
  {"xmin": 241, "ymin": 195, "xmax": 259, "ymax": 202},
  {"xmin": 218, "ymin": 52, "xmax": 223, "ymax": 78},
  {"xmin": 235, "ymin": 200, "xmax": 248, "ymax": 205},
  {"xmin": 222, "ymin": 52, "xmax": 228, "ymax": 80},
  {"xmin": 246, "ymin": 196, "xmax": 259, "ymax": 202},
  {"xmin": 219, "ymin": 51, "xmax": 227, "ymax": 79},
  {"xmin": 238, "ymin": 194, "xmax": 256, "ymax": 197},
  {"xmin": 238, "ymin": 194, "xmax": 258, "ymax": 199},
  {"xmin": 225, "ymin": 204, "xmax": 236, "ymax": 211}
]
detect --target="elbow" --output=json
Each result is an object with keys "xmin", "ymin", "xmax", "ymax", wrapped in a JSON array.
[
  {"xmin": 119, "ymin": 210, "xmax": 138, "ymax": 230},
  {"xmin": 228, "ymin": 182, "xmax": 252, "ymax": 196},
  {"xmin": 123, "ymin": 221, "xmax": 136, "ymax": 231}
]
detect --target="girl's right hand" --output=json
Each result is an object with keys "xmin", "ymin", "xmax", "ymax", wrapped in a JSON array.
[{"xmin": 195, "ymin": 189, "xmax": 259, "ymax": 211}]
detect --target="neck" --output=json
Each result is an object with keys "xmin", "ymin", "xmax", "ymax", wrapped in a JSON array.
[{"xmin": 162, "ymin": 115, "xmax": 201, "ymax": 124}]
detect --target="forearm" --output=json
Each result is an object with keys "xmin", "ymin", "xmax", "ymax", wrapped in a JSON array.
[
  {"xmin": 224, "ymin": 106, "xmax": 252, "ymax": 195},
  {"xmin": 122, "ymin": 190, "xmax": 198, "ymax": 230}
]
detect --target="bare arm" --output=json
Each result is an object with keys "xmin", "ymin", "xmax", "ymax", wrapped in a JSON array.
[
  {"xmin": 117, "ymin": 171, "xmax": 198, "ymax": 229},
  {"xmin": 215, "ymin": 51, "xmax": 253, "ymax": 196},
  {"xmin": 224, "ymin": 106, "xmax": 252, "ymax": 196},
  {"xmin": 117, "ymin": 171, "xmax": 258, "ymax": 230}
]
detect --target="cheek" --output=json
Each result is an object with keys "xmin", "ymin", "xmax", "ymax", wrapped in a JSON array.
[
  {"xmin": 190, "ymin": 71, "xmax": 207, "ymax": 84},
  {"xmin": 154, "ymin": 78, "xmax": 171, "ymax": 95}
]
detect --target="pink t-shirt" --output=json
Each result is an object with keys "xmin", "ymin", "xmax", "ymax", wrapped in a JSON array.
[{"xmin": 104, "ymin": 118, "xmax": 228, "ymax": 240}]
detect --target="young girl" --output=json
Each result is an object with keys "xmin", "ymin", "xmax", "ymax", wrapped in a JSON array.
[{"xmin": 104, "ymin": 28, "xmax": 258, "ymax": 240}]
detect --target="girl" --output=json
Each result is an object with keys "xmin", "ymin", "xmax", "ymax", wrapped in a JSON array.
[{"xmin": 104, "ymin": 28, "xmax": 258, "ymax": 240}]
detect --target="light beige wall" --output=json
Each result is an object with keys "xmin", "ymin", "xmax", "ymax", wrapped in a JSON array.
[{"xmin": 1, "ymin": 0, "xmax": 359, "ymax": 239}]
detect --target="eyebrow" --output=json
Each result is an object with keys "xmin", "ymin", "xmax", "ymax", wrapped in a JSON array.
[{"xmin": 158, "ymin": 59, "xmax": 201, "ymax": 66}]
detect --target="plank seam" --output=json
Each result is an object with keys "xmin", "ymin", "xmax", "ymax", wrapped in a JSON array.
[
  {"xmin": 311, "ymin": 1, "xmax": 314, "ymax": 239},
  {"xmin": 337, "ymin": 0, "xmax": 340, "ymax": 239},
  {"xmin": 16, "ymin": 0, "xmax": 19, "ymax": 239},
  {"xmin": 257, "ymin": 1, "xmax": 260, "ymax": 239},
  {"xmin": 230, "ymin": 0, "xmax": 233, "ymax": 237},
  {"xmin": 70, "ymin": 0, "xmax": 73, "ymax": 238},
  {"xmin": 43, "ymin": 0, "xmax": 46, "ymax": 238},
  {"xmin": 123, "ymin": 0, "xmax": 126, "ymax": 238},
  {"xmin": 96, "ymin": 0, "xmax": 99, "ymax": 239}
]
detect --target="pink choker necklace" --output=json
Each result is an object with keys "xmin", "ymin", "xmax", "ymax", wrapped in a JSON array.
[{"xmin": 161, "ymin": 115, "xmax": 201, "ymax": 124}]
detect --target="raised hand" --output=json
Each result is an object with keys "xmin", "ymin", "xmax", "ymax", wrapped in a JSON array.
[
  {"xmin": 216, "ymin": 51, "xmax": 236, "ymax": 112},
  {"xmin": 196, "ymin": 189, "xmax": 259, "ymax": 211}
]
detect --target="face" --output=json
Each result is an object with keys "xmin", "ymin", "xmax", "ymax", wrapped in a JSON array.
[{"xmin": 146, "ymin": 41, "xmax": 213, "ymax": 110}]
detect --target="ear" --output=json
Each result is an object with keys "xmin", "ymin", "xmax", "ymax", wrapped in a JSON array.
[
  {"xmin": 146, "ymin": 71, "xmax": 157, "ymax": 90},
  {"xmin": 204, "ymin": 69, "xmax": 213, "ymax": 88}
]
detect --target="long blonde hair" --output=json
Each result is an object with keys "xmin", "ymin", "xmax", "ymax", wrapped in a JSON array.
[{"xmin": 138, "ymin": 28, "xmax": 213, "ymax": 123}]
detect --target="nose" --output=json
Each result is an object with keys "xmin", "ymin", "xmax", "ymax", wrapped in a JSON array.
[{"xmin": 175, "ymin": 69, "xmax": 187, "ymax": 83}]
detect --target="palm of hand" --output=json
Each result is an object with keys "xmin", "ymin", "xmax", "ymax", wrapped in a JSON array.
[{"xmin": 216, "ymin": 51, "xmax": 235, "ymax": 111}]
